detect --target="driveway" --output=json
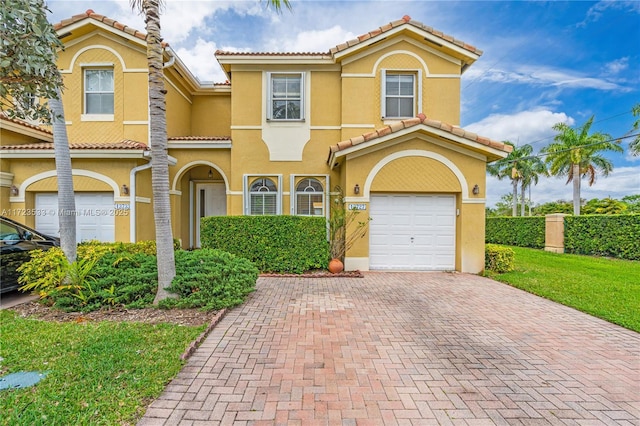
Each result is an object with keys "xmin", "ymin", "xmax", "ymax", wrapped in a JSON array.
[{"xmin": 139, "ymin": 273, "xmax": 639, "ymax": 425}]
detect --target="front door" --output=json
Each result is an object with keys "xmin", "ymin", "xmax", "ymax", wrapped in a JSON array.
[{"xmin": 195, "ymin": 183, "xmax": 226, "ymax": 248}]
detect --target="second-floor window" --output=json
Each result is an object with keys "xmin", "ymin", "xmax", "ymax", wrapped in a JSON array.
[
  {"xmin": 268, "ymin": 72, "xmax": 303, "ymax": 120},
  {"xmin": 85, "ymin": 69, "xmax": 114, "ymax": 115},
  {"xmin": 382, "ymin": 71, "xmax": 419, "ymax": 119}
]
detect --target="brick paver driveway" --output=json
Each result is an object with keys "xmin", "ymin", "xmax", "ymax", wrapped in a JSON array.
[{"xmin": 139, "ymin": 273, "xmax": 639, "ymax": 425}]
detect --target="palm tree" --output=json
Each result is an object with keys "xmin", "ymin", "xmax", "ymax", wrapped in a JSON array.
[
  {"xmin": 516, "ymin": 149, "xmax": 548, "ymax": 216},
  {"xmin": 629, "ymin": 103, "xmax": 639, "ymax": 156},
  {"xmin": 1, "ymin": 0, "xmax": 77, "ymax": 263},
  {"xmin": 129, "ymin": 0, "xmax": 291, "ymax": 303},
  {"xmin": 542, "ymin": 116, "xmax": 622, "ymax": 215},
  {"xmin": 487, "ymin": 141, "xmax": 538, "ymax": 216}
]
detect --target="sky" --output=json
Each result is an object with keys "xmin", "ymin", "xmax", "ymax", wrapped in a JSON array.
[{"xmin": 44, "ymin": 0, "xmax": 640, "ymax": 207}]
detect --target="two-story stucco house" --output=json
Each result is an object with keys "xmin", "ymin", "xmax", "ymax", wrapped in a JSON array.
[{"xmin": 0, "ymin": 11, "xmax": 511, "ymax": 273}]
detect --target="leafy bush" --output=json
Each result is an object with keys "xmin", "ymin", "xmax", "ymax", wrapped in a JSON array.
[
  {"xmin": 485, "ymin": 244, "xmax": 515, "ymax": 273},
  {"xmin": 564, "ymin": 215, "xmax": 640, "ymax": 260},
  {"xmin": 200, "ymin": 216, "xmax": 329, "ymax": 273},
  {"xmin": 19, "ymin": 241, "xmax": 259, "ymax": 312},
  {"xmin": 485, "ymin": 216, "xmax": 545, "ymax": 248},
  {"xmin": 160, "ymin": 249, "xmax": 258, "ymax": 311}
]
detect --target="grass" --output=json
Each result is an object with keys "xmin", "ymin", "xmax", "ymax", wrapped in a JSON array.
[
  {"xmin": 0, "ymin": 311, "xmax": 206, "ymax": 425},
  {"xmin": 485, "ymin": 246, "xmax": 640, "ymax": 332}
]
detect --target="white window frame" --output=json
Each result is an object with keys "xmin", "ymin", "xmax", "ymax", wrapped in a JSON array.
[
  {"xmin": 244, "ymin": 175, "xmax": 282, "ymax": 215},
  {"xmin": 83, "ymin": 67, "xmax": 115, "ymax": 121},
  {"xmin": 381, "ymin": 69, "xmax": 422, "ymax": 119},
  {"xmin": 292, "ymin": 176, "xmax": 327, "ymax": 217},
  {"xmin": 267, "ymin": 72, "xmax": 305, "ymax": 121}
]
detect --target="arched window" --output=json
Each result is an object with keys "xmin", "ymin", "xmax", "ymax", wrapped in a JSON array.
[
  {"xmin": 250, "ymin": 178, "xmax": 277, "ymax": 215},
  {"xmin": 295, "ymin": 178, "xmax": 324, "ymax": 216}
]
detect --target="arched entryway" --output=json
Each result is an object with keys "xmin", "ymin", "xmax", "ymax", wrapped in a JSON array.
[{"xmin": 173, "ymin": 162, "xmax": 228, "ymax": 248}]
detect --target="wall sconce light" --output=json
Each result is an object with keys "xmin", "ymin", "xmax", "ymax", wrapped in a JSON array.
[
  {"xmin": 472, "ymin": 184, "xmax": 480, "ymax": 195},
  {"xmin": 10, "ymin": 185, "xmax": 19, "ymax": 196},
  {"xmin": 208, "ymin": 169, "xmax": 213, "ymax": 179},
  {"xmin": 122, "ymin": 184, "xmax": 129, "ymax": 195},
  {"xmin": 354, "ymin": 184, "xmax": 360, "ymax": 195}
]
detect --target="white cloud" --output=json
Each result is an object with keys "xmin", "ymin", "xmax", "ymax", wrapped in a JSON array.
[
  {"xmin": 174, "ymin": 38, "xmax": 225, "ymax": 83},
  {"xmin": 265, "ymin": 25, "xmax": 356, "ymax": 52},
  {"xmin": 580, "ymin": 0, "xmax": 640, "ymax": 26},
  {"xmin": 604, "ymin": 57, "xmax": 629, "ymax": 75},
  {"xmin": 464, "ymin": 64, "xmax": 625, "ymax": 91},
  {"xmin": 465, "ymin": 109, "xmax": 573, "ymax": 145}
]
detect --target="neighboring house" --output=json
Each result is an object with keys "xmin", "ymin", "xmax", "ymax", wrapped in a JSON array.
[{"xmin": 0, "ymin": 11, "xmax": 511, "ymax": 273}]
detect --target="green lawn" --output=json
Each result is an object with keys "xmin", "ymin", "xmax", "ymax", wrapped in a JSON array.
[
  {"xmin": 485, "ymin": 246, "xmax": 640, "ymax": 332},
  {"xmin": 0, "ymin": 311, "xmax": 205, "ymax": 425}
]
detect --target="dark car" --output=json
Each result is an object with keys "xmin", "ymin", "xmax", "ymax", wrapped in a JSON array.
[{"xmin": 0, "ymin": 216, "xmax": 59, "ymax": 294}]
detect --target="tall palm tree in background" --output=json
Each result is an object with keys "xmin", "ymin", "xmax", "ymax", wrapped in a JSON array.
[
  {"xmin": 542, "ymin": 116, "xmax": 622, "ymax": 215},
  {"xmin": 130, "ymin": 0, "xmax": 290, "ymax": 303},
  {"xmin": 629, "ymin": 103, "xmax": 639, "ymax": 156},
  {"xmin": 487, "ymin": 141, "xmax": 541, "ymax": 216},
  {"xmin": 516, "ymin": 147, "xmax": 548, "ymax": 216}
]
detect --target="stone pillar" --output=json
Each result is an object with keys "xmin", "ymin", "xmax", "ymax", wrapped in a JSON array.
[{"xmin": 545, "ymin": 214, "xmax": 568, "ymax": 253}]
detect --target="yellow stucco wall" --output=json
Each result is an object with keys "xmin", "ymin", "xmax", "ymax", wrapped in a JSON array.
[
  {"xmin": 192, "ymin": 95, "xmax": 231, "ymax": 136},
  {"xmin": 58, "ymin": 33, "xmax": 148, "ymax": 143}
]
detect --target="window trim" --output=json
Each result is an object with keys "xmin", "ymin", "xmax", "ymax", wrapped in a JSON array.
[
  {"xmin": 244, "ymin": 175, "xmax": 282, "ymax": 215},
  {"xmin": 267, "ymin": 72, "xmax": 305, "ymax": 121},
  {"xmin": 83, "ymin": 67, "xmax": 115, "ymax": 116},
  {"xmin": 380, "ymin": 69, "xmax": 422, "ymax": 119}
]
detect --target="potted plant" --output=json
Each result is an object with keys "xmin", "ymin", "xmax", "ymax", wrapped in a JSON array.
[{"xmin": 328, "ymin": 186, "xmax": 370, "ymax": 273}]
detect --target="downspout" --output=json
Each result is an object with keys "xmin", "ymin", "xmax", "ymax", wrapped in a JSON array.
[{"xmin": 129, "ymin": 153, "xmax": 152, "ymax": 242}]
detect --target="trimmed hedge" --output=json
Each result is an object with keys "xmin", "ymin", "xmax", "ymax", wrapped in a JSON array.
[
  {"xmin": 485, "ymin": 216, "xmax": 545, "ymax": 248},
  {"xmin": 485, "ymin": 244, "xmax": 515, "ymax": 273},
  {"xmin": 564, "ymin": 215, "xmax": 640, "ymax": 260},
  {"xmin": 200, "ymin": 215, "xmax": 329, "ymax": 273}
]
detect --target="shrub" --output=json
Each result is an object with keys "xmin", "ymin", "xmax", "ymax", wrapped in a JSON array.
[
  {"xmin": 485, "ymin": 244, "xmax": 515, "ymax": 273},
  {"xmin": 200, "ymin": 216, "xmax": 329, "ymax": 273},
  {"xmin": 160, "ymin": 249, "xmax": 259, "ymax": 311},
  {"xmin": 18, "ymin": 241, "xmax": 167, "ymax": 312},
  {"xmin": 485, "ymin": 216, "xmax": 545, "ymax": 248},
  {"xmin": 19, "ymin": 242, "xmax": 259, "ymax": 312},
  {"xmin": 564, "ymin": 214, "xmax": 640, "ymax": 260}
]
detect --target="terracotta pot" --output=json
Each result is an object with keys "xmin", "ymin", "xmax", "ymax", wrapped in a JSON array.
[{"xmin": 328, "ymin": 258, "xmax": 344, "ymax": 274}]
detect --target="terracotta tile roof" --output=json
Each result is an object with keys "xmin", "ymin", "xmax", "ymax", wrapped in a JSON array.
[
  {"xmin": 53, "ymin": 9, "xmax": 168, "ymax": 47},
  {"xmin": 328, "ymin": 113, "xmax": 512, "ymax": 162},
  {"xmin": 0, "ymin": 140, "xmax": 148, "ymax": 150},
  {"xmin": 169, "ymin": 136, "xmax": 231, "ymax": 141},
  {"xmin": 330, "ymin": 15, "xmax": 482, "ymax": 56},
  {"xmin": 0, "ymin": 112, "xmax": 52, "ymax": 135},
  {"xmin": 215, "ymin": 50, "xmax": 329, "ymax": 57}
]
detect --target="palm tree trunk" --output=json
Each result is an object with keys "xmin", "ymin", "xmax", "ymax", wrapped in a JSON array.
[
  {"xmin": 520, "ymin": 181, "xmax": 526, "ymax": 217},
  {"xmin": 572, "ymin": 163, "xmax": 581, "ymax": 215},
  {"xmin": 50, "ymin": 87, "xmax": 76, "ymax": 263},
  {"xmin": 512, "ymin": 179, "xmax": 518, "ymax": 217},
  {"xmin": 144, "ymin": 0, "xmax": 176, "ymax": 303}
]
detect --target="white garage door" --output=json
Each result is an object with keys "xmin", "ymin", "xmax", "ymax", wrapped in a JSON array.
[
  {"xmin": 35, "ymin": 193, "xmax": 115, "ymax": 242},
  {"xmin": 369, "ymin": 194, "xmax": 455, "ymax": 270}
]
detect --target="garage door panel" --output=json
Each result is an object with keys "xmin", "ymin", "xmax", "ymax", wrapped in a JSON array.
[
  {"xmin": 370, "ymin": 194, "xmax": 455, "ymax": 270},
  {"xmin": 35, "ymin": 193, "xmax": 115, "ymax": 242}
]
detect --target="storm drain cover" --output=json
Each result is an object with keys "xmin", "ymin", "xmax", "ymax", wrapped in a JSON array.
[{"xmin": 0, "ymin": 371, "xmax": 49, "ymax": 390}]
